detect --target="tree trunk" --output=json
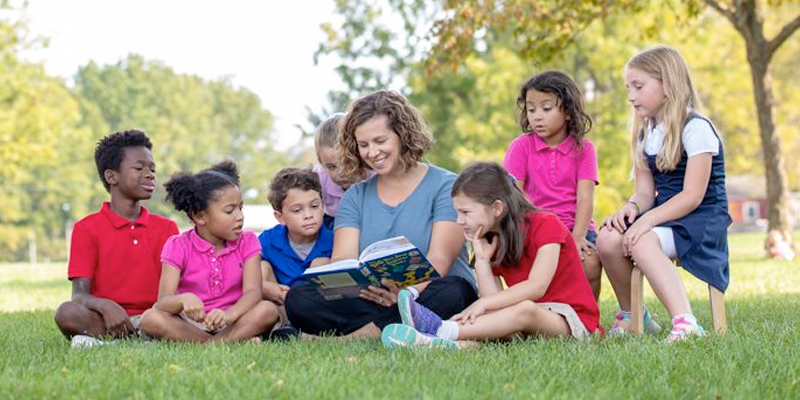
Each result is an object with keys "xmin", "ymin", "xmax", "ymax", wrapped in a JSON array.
[{"xmin": 735, "ymin": 3, "xmax": 797, "ymax": 258}]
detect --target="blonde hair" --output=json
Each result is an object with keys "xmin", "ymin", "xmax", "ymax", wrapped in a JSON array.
[
  {"xmin": 626, "ymin": 45, "xmax": 699, "ymax": 172},
  {"xmin": 338, "ymin": 90, "xmax": 433, "ymax": 182},
  {"xmin": 314, "ymin": 112, "xmax": 345, "ymax": 153}
]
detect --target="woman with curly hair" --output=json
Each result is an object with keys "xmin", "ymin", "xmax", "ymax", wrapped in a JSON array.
[{"xmin": 285, "ymin": 90, "xmax": 478, "ymax": 339}]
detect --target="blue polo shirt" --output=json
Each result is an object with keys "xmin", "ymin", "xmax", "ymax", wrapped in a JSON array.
[{"xmin": 258, "ymin": 224, "xmax": 334, "ymax": 286}]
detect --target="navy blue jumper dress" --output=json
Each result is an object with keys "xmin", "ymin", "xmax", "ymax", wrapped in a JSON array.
[{"xmin": 644, "ymin": 113, "xmax": 732, "ymax": 292}]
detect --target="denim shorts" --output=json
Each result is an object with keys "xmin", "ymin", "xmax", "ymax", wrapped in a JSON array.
[{"xmin": 585, "ymin": 230, "xmax": 597, "ymax": 245}]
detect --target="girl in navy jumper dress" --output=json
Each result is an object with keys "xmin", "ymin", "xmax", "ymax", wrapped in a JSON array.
[{"xmin": 596, "ymin": 45, "xmax": 731, "ymax": 343}]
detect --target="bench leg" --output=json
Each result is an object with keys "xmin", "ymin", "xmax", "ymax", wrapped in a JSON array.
[
  {"xmin": 708, "ymin": 286, "xmax": 727, "ymax": 334},
  {"xmin": 630, "ymin": 266, "xmax": 644, "ymax": 334}
]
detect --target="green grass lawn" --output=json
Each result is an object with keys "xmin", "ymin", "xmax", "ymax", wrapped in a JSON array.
[{"xmin": 1, "ymin": 232, "xmax": 799, "ymax": 399}]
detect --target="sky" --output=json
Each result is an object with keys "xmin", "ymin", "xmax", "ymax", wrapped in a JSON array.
[{"xmin": 19, "ymin": 0, "xmax": 342, "ymax": 150}]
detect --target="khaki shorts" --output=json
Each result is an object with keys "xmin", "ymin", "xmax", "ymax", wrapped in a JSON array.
[
  {"xmin": 128, "ymin": 314, "xmax": 151, "ymax": 340},
  {"xmin": 537, "ymin": 302, "xmax": 591, "ymax": 340}
]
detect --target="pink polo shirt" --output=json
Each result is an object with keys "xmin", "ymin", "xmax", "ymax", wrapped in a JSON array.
[
  {"xmin": 161, "ymin": 229, "xmax": 261, "ymax": 312},
  {"xmin": 504, "ymin": 134, "xmax": 598, "ymax": 232}
]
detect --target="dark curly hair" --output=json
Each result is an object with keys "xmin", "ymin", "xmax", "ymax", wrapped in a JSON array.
[
  {"xmin": 94, "ymin": 129, "xmax": 153, "ymax": 192},
  {"xmin": 517, "ymin": 71, "xmax": 592, "ymax": 148},
  {"xmin": 164, "ymin": 161, "xmax": 240, "ymax": 220},
  {"xmin": 268, "ymin": 167, "xmax": 321, "ymax": 211},
  {"xmin": 338, "ymin": 90, "xmax": 433, "ymax": 183}
]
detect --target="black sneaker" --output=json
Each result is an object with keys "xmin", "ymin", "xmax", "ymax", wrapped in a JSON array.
[{"xmin": 268, "ymin": 324, "xmax": 300, "ymax": 341}]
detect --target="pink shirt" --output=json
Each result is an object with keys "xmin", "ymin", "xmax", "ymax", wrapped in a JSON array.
[
  {"xmin": 161, "ymin": 229, "xmax": 261, "ymax": 312},
  {"xmin": 504, "ymin": 134, "xmax": 598, "ymax": 232}
]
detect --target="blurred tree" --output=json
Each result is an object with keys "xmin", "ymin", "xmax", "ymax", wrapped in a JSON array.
[
  {"xmin": 0, "ymin": 3, "xmax": 96, "ymax": 261},
  {"xmin": 319, "ymin": 0, "xmax": 800, "ymax": 255},
  {"xmin": 75, "ymin": 55, "xmax": 286, "ymax": 225},
  {"xmin": 431, "ymin": 0, "xmax": 800, "ymax": 253}
]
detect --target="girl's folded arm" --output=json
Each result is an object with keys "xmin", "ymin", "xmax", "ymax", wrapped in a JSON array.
[{"xmin": 473, "ymin": 258, "xmax": 503, "ymax": 297}]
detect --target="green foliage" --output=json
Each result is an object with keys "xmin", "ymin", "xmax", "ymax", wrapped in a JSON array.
[
  {"xmin": 318, "ymin": 0, "xmax": 800, "ymax": 224},
  {"xmin": 0, "ymin": 25, "xmax": 96, "ymax": 261},
  {"xmin": 2, "ymin": 232, "xmax": 800, "ymax": 399},
  {"xmin": 1, "ymin": 7, "xmax": 285, "ymax": 261}
]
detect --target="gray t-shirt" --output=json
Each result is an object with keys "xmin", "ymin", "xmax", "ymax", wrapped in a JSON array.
[{"xmin": 335, "ymin": 164, "xmax": 476, "ymax": 289}]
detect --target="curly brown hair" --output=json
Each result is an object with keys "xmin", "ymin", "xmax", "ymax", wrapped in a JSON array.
[
  {"xmin": 267, "ymin": 167, "xmax": 321, "ymax": 211},
  {"xmin": 338, "ymin": 90, "xmax": 433, "ymax": 182}
]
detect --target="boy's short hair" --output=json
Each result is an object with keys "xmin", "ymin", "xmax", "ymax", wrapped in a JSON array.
[
  {"xmin": 314, "ymin": 113, "xmax": 345, "ymax": 152},
  {"xmin": 268, "ymin": 168, "xmax": 322, "ymax": 211},
  {"xmin": 94, "ymin": 129, "xmax": 153, "ymax": 192}
]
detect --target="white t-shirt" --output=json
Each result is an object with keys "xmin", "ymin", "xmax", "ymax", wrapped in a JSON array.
[{"xmin": 645, "ymin": 118, "xmax": 719, "ymax": 157}]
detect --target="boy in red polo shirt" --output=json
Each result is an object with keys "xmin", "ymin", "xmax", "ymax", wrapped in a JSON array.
[{"xmin": 54, "ymin": 130, "xmax": 178, "ymax": 347}]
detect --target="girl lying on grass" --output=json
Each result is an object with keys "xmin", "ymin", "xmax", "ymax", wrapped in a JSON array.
[{"xmin": 381, "ymin": 162, "xmax": 601, "ymax": 348}]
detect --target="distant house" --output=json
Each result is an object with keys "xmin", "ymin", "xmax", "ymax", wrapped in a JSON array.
[
  {"xmin": 726, "ymin": 174, "xmax": 800, "ymax": 232},
  {"xmin": 243, "ymin": 204, "xmax": 278, "ymax": 233}
]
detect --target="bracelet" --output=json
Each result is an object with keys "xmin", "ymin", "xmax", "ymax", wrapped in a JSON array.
[{"xmin": 627, "ymin": 200, "xmax": 641, "ymax": 215}]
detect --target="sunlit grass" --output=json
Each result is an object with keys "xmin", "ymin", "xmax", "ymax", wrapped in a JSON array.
[{"xmin": 1, "ymin": 231, "xmax": 798, "ymax": 399}]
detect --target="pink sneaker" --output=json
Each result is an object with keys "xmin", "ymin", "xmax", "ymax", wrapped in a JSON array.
[{"xmin": 666, "ymin": 315, "xmax": 706, "ymax": 344}]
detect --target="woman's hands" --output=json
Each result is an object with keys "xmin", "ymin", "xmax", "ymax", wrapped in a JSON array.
[{"xmin": 360, "ymin": 279, "xmax": 400, "ymax": 307}]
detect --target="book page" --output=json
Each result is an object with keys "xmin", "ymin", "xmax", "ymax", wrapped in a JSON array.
[
  {"xmin": 301, "ymin": 259, "xmax": 360, "ymax": 275},
  {"xmin": 359, "ymin": 235, "xmax": 415, "ymax": 262}
]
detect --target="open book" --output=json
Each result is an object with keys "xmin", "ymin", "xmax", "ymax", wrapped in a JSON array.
[{"xmin": 301, "ymin": 236, "xmax": 440, "ymax": 301}]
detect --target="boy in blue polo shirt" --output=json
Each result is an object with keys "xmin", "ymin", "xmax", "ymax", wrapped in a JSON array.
[{"xmin": 259, "ymin": 168, "xmax": 333, "ymax": 332}]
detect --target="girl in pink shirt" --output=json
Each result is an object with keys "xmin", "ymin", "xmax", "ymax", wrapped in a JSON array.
[
  {"xmin": 140, "ymin": 161, "xmax": 279, "ymax": 343},
  {"xmin": 503, "ymin": 70, "xmax": 601, "ymax": 300}
]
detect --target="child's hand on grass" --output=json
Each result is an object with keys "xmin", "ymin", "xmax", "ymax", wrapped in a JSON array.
[{"xmin": 181, "ymin": 293, "xmax": 205, "ymax": 322}]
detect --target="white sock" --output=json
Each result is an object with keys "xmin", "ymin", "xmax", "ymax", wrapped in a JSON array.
[
  {"xmin": 406, "ymin": 286, "xmax": 420, "ymax": 300},
  {"xmin": 672, "ymin": 313, "xmax": 697, "ymax": 325},
  {"xmin": 435, "ymin": 320, "xmax": 459, "ymax": 340}
]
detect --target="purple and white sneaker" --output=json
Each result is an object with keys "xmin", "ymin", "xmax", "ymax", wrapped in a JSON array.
[{"xmin": 397, "ymin": 289, "xmax": 443, "ymax": 335}]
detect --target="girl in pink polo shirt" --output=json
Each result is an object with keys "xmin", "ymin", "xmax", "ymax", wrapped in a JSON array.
[
  {"xmin": 503, "ymin": 71, "xmax": 601, "ymax": 300},
  {"xmin": 140, "ymin": 161, "xmax": 279, "ymax": 343}
]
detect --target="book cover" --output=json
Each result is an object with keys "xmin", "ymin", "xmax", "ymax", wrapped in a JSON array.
[{"xmin": 301, "ymin": 236, "xmax": 440, "ymax": 301}]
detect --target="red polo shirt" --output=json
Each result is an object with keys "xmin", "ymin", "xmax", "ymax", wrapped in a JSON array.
[
  {"xmin": 492, "ymin": 211, "xmax": 600, "ymax": 332},
  {"xmin": 68, "ymin": 202, "xmax": 179, "ymax": 315}
]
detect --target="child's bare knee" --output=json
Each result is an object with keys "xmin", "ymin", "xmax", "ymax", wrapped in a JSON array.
[
  {"xmin": 139, "ymin": 308, "xmax": 166, "ymax": 333},
  {"xmin": 596, "ymin": 230, "xmax": 622, "ymax": 257},
  {"xmin": 515, "ymin": 301, "xmax": 542, "ymax": 323}
]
